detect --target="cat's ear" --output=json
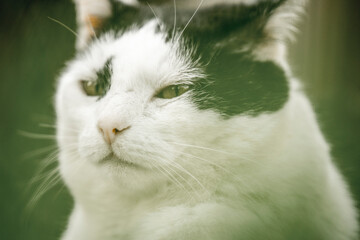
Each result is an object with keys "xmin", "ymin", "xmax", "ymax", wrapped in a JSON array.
[
  {"xmin": 73, "ymin": 0, "xmax": 112, "ymax": 49},
  {"xmin": 251, "ymin": 0, "xmax": 308, "ymax": 61},
  {"xmin": 261, "ymin": 0, "xmax": 308, "ymax": 43},
  {"xmin": 73, "ymin": 0, "xmax": 153, "ymax": 50},
  {"xmin": 176, "ymin": 0, "xmax": 308, "ymax": 63}
]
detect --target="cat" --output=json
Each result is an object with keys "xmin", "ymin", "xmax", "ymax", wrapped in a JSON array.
[{"xmin": 55, "ymin": 0, "xmax": 358, "ymax": 239}]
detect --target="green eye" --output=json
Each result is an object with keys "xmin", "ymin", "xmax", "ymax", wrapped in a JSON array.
[
  {"xmin": 156, "ymin": 85, "xmax": 191, "ymax": 99},
  {"xmin": 81, "ymin": 80, "xmax": 106, "ymax": 96},
  {"xmin": 81, "ymin": 58, "xmax": 112, "ymax": 98}
]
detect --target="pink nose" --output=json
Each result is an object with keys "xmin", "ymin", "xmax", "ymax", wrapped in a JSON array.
[{"xmin": 98, "ymin": 121, "xmax": 130, "ymax": 144}]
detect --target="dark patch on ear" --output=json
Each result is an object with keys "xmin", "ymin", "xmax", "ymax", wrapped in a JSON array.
[
  {"xmin": 98, "ymin": 0, "xmax": 154, "ymax": 35},
  {"xmin": 191, "ymin": 51, "xmax": 289, "ymax": 116}
]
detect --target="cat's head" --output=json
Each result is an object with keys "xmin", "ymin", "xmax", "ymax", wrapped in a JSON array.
[{"xmin": 56, "ymin": 0, "xmax": 306, "ymax": 200}]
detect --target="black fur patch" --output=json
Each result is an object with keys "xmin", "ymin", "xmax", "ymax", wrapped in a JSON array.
[
  {"xmin": 137, "ymin": 0, "xmax": 168, "ymax": 4},
  {"xmin": 160, "ymin": 1, "xmax": 284, "ymax": 44},
  {"xmin": 99, "ymin": 1, "xmax": 153, "ymax": 34},
  {"xmin": 100, "ymin": 1, "xmax": 285, "ymax": 47},
  {"xmin": 191, "ymin": 51, "xmax": 289, "ymax": 116},
  {"xmin": 96, "ymin": 58, "xmax": 113, "ymax": 99}
]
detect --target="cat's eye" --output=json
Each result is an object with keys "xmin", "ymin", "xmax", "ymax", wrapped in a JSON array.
[
  {"xmin": 81, "ymin": 80, "xmax": 106, "ymax": 97},
  {"xmin": 156, "ymin": 85, "xmax": 191, "ymax": 99},
  {"xmin": 80, "ymin": 58, "xmax": 112, "ymax": 98}
]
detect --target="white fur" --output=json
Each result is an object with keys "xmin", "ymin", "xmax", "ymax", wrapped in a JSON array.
[{"xmin": 56, "ymin": 5, "xmax": 358, "ymax": 240}]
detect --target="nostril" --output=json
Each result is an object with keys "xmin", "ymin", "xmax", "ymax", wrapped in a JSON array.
[{"xmin": 112, "ymin": 126, "xmax": 131, "ymax": 135}]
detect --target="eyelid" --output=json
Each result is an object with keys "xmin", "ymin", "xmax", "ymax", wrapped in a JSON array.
[{"xmin": 155, "ymin": 84, "xmax": 193, "ymax": 99}]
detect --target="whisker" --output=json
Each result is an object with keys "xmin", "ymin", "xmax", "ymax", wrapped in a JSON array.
[
  {"xmin": 167, "ymin": 159, "xmax": 208, "ymax": 195},
  {"xmin": 170, "ymin": 141, "xmax": 265, "ymax": 167},
  {"xmin": 28, "ymin": 166, "xmax": 62, "ymax": 210},
  {"xmin": 53, "ymin": 184, "xmax": 66, "ymax": 200},
  {"xmin": 35, "ymin": 150, "xmax": 60, "ymax": 177},
  {"xmin": 39, "ymin": 123, "xmax": 80, "ymax": 133},
  {"xmin": 169, "ymin": 165, "xmax": 202, "ymax": 200},
  {"xmin": 146, "ymin": 2, "xmax": 162, "ymax": 26},
  {"xmin": 170, "ymin": 141, "xmax": 233, "ymax": 155},
  {"xmin": 179, "ymin": 150, "xmax": 231, "ymax": 173},
  {"xmin": 22, "ymin": 145, "xmax": 57, "ymax": 159},
  {"xmin": 31, "ymin": 164, "xmax": 59, "ymax": 185},
  {"xmin": 155, "ymin": 163, "xmax": 194, "ymax": 200},
  {"xmin": 38, "ymin": 123, "xmax": 56, "ymax": 128},
  {"xmin": 177, "ymin": 151, "xmax": 250, "ymax": 187},
  {"xmin": 18, "ymin": 130, "xmax": 57, "ymax": 140},
  {"xmin": 172, "ymin": 0, "xmax": 177, "ymax": 38},
  {"xmin": 19, "ymin": 131, "xmax": 76, "ymax": 141},
  {"xmin": 48, "ymin": 16, "xmax": 78, "ymax": 37},
  {"xmin": 177, "ymin": 0, "xmax": 204, "ymax": 41}
]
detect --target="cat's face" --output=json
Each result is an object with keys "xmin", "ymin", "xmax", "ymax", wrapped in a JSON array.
[
  {"xmin": 56, "ymin": 1, "xmax": 296, "ymax": 199},
  {"xmin": 57, "ymin": 22, "xmax": 210, "ymax": 168}
]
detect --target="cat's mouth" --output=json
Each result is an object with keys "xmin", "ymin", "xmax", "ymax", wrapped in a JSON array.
[{"xmin": 100, "ymin": 153, "xmax": 138, "ymax": 168}]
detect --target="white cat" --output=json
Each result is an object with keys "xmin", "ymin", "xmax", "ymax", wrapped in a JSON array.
[{"xmin": 55, "ymin": 0, "xmax": 358, "ymax": 239}]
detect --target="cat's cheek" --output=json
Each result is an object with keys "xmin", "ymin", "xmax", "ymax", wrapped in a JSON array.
[{"xmin": 148, "ymin": 99, "xmax": 225, "ymax": 145}]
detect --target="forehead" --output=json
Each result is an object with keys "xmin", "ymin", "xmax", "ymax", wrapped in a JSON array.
[
  {"xmin": 70, "ymin": 20, "xmax": 289, "ymax": 117},
  {"xmin": 78, "ymin": 23, "xmax": 196, "ymax": 89}
]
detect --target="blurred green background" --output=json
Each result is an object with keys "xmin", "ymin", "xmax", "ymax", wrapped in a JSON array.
[{"xmin": 0, "ymin": 0, "xmax": 359, "ymax": 239}]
